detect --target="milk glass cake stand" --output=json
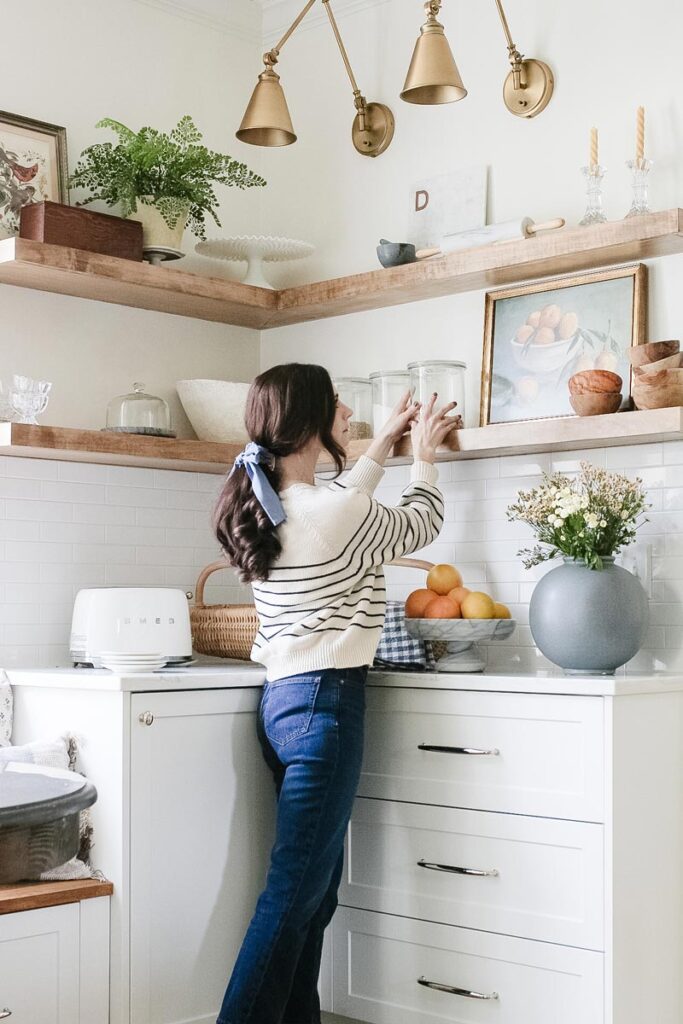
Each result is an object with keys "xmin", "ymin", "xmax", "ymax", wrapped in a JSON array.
[
  {"xmin": 195, "ymin": 236, "xmax": 314, "ymax": 288},
  {"xmin": 405, "ymin": 618, "xmax": 517, "ymax": 672}
]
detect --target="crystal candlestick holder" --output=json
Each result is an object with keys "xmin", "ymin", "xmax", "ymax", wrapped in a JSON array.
[
  {"xmin": 625, "ymin": 158, "xmax": 653, "ymax": 217},
  {"xmin": 579, "ymin": 165, "xmax": 607, "ymax": 226},
  {"xmin": 9, "ymin": 375, "xmax": 52, "ymax": 425}
]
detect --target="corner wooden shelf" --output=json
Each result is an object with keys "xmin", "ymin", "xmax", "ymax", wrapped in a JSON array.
[
  {"xmin": 1, "ymin": 210, "xmax": 682, "ymax": 329},
  {"xmin": 3, "ymin": 408, "xmax": 682, "ymax": 475}
]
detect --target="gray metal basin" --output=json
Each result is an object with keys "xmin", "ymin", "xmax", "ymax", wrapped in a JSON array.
[{"xmin": 0, "ymin": 771, "xmax": 97, "ymax": 883}]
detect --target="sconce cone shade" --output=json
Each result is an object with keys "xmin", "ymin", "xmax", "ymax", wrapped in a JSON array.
[
  {"xmin": 401, "ymin": 19, "xmax": 467, "ymax": 105},
  {"xmin": 236, "ymin": 68, "xmax": 296, "ymax": 147}
]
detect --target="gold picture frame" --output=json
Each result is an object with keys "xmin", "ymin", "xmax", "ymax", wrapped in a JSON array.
[
  {"xmin": 0, "ymin": 109, "xmax": 69, "ymax": 238},
  {"xmin": 480, "ymin": 264, "xmax": 648, "ymax": 427}
]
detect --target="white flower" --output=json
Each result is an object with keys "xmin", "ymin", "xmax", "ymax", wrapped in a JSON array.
[
  {"xmin": 600, "ymin": 519, "xmax": 607, "ymax": 528},
  {"xmin": 585, "ymin": 512, "xmax": 599, "ymax": 528}
]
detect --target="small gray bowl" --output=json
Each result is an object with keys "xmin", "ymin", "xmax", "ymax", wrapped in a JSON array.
[{"xmin": 376, "ymin": 239, "xmax": 417, "ymax": 269}]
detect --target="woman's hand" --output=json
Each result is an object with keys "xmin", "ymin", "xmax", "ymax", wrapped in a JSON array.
[
  {"xmin": 411, "ymin": 393, "xmax": 461, "ymax": 464},
  {"xmin": 365, "ymin": 390, "xmax": 421, "ymax": 466}
]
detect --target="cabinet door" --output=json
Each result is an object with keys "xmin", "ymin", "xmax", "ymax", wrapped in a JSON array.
[
  {"xmin": 0, "ymin": 904, "xmax": 79, "ymax": 1023},
  {"xmin": 129, "ymin": 688, "xmax": 275, "ymax": 1024}
]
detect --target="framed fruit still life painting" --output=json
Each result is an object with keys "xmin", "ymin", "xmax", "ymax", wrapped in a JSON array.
[
  {"xmin": 480, "ymin": 265, "xmax": 647, "ymax": 426},
  {"xmin": 0, "ymin": 110, "xmax": 68, "ymax": 239}
]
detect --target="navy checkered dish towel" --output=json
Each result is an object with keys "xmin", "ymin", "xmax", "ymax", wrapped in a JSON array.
[{"xmin": 373, "ymin": 601, "xmax": 436, "ymax": 672}]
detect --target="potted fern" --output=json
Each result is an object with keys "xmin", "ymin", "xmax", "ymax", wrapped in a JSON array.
[{"xmin": 69, "ymin": 116, "xmax": 266, "ymax": 258}]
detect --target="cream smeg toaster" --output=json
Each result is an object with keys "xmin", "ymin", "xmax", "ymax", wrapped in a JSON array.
[{"xmin": 70, "ymin": 587, "xmax": 193, "ymax": 667}]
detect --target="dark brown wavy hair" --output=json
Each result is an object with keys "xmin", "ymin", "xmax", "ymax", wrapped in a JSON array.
[{"xmin": 213, "ymin": 363, "xmax": 346, "ymax": 583}]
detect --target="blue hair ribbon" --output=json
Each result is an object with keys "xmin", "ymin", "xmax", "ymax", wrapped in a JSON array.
[{"xmin": 231, "ymin": 442, "xmax": 286, "ymax": 527}]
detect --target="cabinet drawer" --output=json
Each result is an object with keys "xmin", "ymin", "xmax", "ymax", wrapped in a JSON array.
[
  {"xmin": 360, "ymin": 687, "xmax": 604, "ymax": 821},
  {"xmin": 341, "ymin": 798, "xmax": 604, "ymax": 949},
  {"xmin": 330, "ymin": 907, "xmax": 603, "ymax": 1024},
  {"xmin": 0, "ymin": 904, "xmax": 79, "ymax": 1023}
]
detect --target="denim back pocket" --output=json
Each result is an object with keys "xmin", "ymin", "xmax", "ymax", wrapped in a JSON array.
[{"xmin": 262, "ymin": 675, "xmax": 322, "ymax": 747}]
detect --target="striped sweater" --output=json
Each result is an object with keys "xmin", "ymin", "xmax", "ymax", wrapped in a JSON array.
[{"xmin": 251, "ymin": 455, "xmax": 444, "ymax": 681}]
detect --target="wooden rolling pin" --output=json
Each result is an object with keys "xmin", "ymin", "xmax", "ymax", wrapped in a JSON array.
[{"xmin": 416, "ymin": 217, "xmax": 565, "ymax": 259}]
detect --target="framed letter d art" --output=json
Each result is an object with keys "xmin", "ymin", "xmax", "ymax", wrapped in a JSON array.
[{"xmin": 480, "ymin": 264, "xmax": 647, "ymax": 426}]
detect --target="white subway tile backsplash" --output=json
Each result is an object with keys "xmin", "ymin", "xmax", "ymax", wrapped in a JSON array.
[
  {"xmin": 0, "ymin": 441, "xmax": 681, "ymax": 671},
  {"xmin": 106, "ymin": 484, "xmax": 166, "ymax": 508},
  {"xmin": 140, "ymin": 507, "xmax": 195, "ymax": 528},
  {"xmin": 74, "ymin": 504, "xmax": 135, "ymax": 526},
  {"xmin": 2, "ymin": 457, "xmax": 58, "ymax": 480},
  {"xmin": 41, "ymin": 480, "xmax": 105, "ymax": 504}
]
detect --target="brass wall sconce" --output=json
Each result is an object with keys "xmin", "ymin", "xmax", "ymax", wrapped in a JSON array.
[
  {"xmin": 237, "ymin": 0, "xmax": 553, "ymax": 157},
  {"xmin": 402, "ymin": 0, "xmax": 554, "ymax": 118},
  {"xmin": 237, "ymin": 0, "xmax": 395, "ymax": 158}
]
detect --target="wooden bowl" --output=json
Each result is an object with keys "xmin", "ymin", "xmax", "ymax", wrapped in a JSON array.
[
  {"xmin": 570, "ymin": 393, "xmax": 622, "ymax": 416},
  {"xmin": 633, "ymin": 352, "xmax": 683, "ymax": 375},
  {"xmin": 568, "ymin": 369, "xmax": 623, "ymax": 395},
  {"xmin": 628, "ymin": 340, "xmax": 680, "ymax": 368},
  {"xmin": 632, "ymin": 367, "xmax": 683, "ymax": 409}
]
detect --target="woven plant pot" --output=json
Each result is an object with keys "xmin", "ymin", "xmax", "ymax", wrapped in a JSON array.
[{"xmin": 191, "ymin": 560, "xmax": 259, "ymax": 660}]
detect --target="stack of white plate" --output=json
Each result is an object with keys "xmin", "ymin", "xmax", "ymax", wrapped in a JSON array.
[{"xmin": 99, "ymin": 652, "xmax": 167, "ymax": 674}]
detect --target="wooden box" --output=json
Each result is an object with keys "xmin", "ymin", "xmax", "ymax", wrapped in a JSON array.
[{"xmin": 20, "ymin": 201, "xmax": 143, "ymax": 262}]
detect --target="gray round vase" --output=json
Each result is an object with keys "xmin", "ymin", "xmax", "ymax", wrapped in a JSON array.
[{"xmin": 529, "ymin": 557, "xmax": 649, "ymax": 675}]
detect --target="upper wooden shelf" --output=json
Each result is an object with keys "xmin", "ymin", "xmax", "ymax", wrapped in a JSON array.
[
  {"xmin": 1, "ymin": 210, "xmax": 682, "ymax": 329},
  {"xmin": 3, "ymin": 408, "xmax": 682, "ymax": 475}
]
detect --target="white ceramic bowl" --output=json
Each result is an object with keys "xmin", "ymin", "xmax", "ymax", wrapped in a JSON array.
[{"xmin": 176, "ymin": 379, "xmax": 251, "ymax": 444}]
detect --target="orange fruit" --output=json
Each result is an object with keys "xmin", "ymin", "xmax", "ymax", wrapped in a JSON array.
[
  {"xmin": 448, "ymin": 586, "xmax": 470, "ymax": 604},
  {"xmin": 461, "ymin": 592, "xmax": 495, "ymax": 619},
  {"xmin": 424, "ymin": 596, "xmax": 461, "ymax": 619},
  {"xmin": 515, "ymin": 324, "xmax": 535, "ymax": 344},
  {"xmin": 405, "ymin": 589, "xmax": 438, "ymax": 618},
  {"xmin": 534, "ymin": 327, "xmax": 556, "ymax": 346},
  {"xmin": 527, "ymin": 310, "xmax": 542, "ymax": 328},
  {"xmin": 492, "ymin": 601, "xmax": 511, "ymax": 619},
  {"xmin": 426, "ymin": 564, "xmax": 462, "ymax": 595},
  {"xmin": 539, "ymin": 303, "xmax": 562, "ymax": 329}
]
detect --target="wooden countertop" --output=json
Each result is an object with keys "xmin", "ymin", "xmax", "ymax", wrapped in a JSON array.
[{"xmin": 0, "ymin": 878, "xmax": 113, "ymax": 915}]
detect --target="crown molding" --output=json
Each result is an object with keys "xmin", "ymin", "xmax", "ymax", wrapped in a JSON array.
[
  {"xmin": 132, "ymin": 0, "xmax": 262, "ymax": 44},
  {"xmin": 261, "ymin": 0, "xmax": 388, "ymax": 41}
]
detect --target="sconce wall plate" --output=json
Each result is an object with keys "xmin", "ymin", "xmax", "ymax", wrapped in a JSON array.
[
  {"xmin": 503, "ymin": 58, "xmax": 554, "ymax": 118},
  {"xmin": 352, "ymin": 102, "xmax": 395, "ymax": 157}
]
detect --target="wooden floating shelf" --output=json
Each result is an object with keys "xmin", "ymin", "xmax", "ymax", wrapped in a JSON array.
[
  {"xmin": 3, "ymin": 409, "xmax": 682, "ymax": 475},
  {"xmin": 0, "ymin": 210, "xmax": 682, "ymax": 329}
]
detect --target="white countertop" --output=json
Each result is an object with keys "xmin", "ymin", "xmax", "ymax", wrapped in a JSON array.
[{"xmin": 7, "ymin": 663, "xmax": 683, "ymax": 697}]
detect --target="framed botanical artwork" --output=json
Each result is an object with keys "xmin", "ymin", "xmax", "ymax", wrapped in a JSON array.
[
  {"xmin": 0, "ymin": 110, "xmax": 69, "ymax": 239},
  {"xmin": 480, "ymin": 264, "xmax": 647, "ymax": 426}
]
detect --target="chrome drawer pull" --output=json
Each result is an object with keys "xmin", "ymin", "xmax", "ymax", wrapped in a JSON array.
[
  {"xmin": 417, "ymin": 858, "xmax": 499, "ymax": 877},
  {"xmin": 417, "ymin": 743, "xmax": 500, "ymax": 756},
  {"xmin": 0, "ymin": 1010, "xmax": 12, "ymax": 1019},
  {"xmin": 418, "ymin": 976, "xmax": 499, "ymax": 1000}
]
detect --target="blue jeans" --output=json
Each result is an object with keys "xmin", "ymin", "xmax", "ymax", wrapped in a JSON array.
[{"xmin": 217, "ymin": 666, "xmax": 367, "ymax": 1024}]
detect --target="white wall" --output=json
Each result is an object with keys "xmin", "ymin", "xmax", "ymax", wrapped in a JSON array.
[
  {"xmin": 1, "ymin": 0, "xmax": 266, "ymax": 433},
  {"xmin": 259, "ymin": 0, "xmax": 683, "ymax": 422}
]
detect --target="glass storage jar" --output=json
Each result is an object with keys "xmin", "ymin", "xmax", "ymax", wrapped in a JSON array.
[
  {"xmin": 333, "ymin": 378, "xmax": 373, "ymax": 439},
  {"xmin": 370, "ymin": 370, "xmax": 410, "ymax": 437},
  {"xmin": 106, "ymin": 382, "xmax": 174, "ymax": 436},
  {"xmin": 408, "ymin": 360, "xmax": 466, "ymax": 422}
]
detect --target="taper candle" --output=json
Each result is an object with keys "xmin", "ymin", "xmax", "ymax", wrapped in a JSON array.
[
  {"xmin": 590, "ymin": 127, "xmax": 598, "ymax": 169},
  {"xmin": 636, "ymin": 106, "xmax": 645, "ymax": 162}
]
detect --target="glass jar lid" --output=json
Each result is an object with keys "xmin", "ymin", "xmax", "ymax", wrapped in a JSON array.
[
  {"xmin": 407, "ymin": 360, "xmax": 467, "ymax": 369},
  {"xmin": 369, "ymin": 370, "xmax": 410, "ymax": 379},
  {"xmin": 333, "ymin": 377, "xmax": 371, "ymax": 385}
]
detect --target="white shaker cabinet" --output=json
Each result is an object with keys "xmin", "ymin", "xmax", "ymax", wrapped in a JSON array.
[
  {"xmin": 10, "ymin": 666, "xmax": 274, "ymax": 1024},
  {"xmin": 0, "ymin": 896, "xmax": 110, "ymax": 1024},
  {"xmin": 322, "ymin": 673, "xmax": 683, "ymax": 1024}
]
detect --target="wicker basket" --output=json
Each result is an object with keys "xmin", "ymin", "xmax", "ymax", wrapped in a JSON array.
[
  {"xmin": 190, "ymin": 556, "xmax": 443, "ymax": 662},
  {"xmin": 190, "ymin": 560, "xmax": 259, "ymax": 660}
]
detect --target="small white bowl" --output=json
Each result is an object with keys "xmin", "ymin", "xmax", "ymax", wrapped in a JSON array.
[{"xmin": 176, "ymin": 379, "xmax": 250, "ymax": 444}]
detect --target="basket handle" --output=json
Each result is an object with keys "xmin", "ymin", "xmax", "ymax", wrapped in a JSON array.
[
  {"xmin": 194, "ymin": 556, "xmax": 433, "ymax": 606},
  {"xmin": 387, "ymin": 557, "xmax": 435, "ymax": 571},
  {"xmin": 194, "ymin": 559, "xmax": 232, "ymax": 607}
]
